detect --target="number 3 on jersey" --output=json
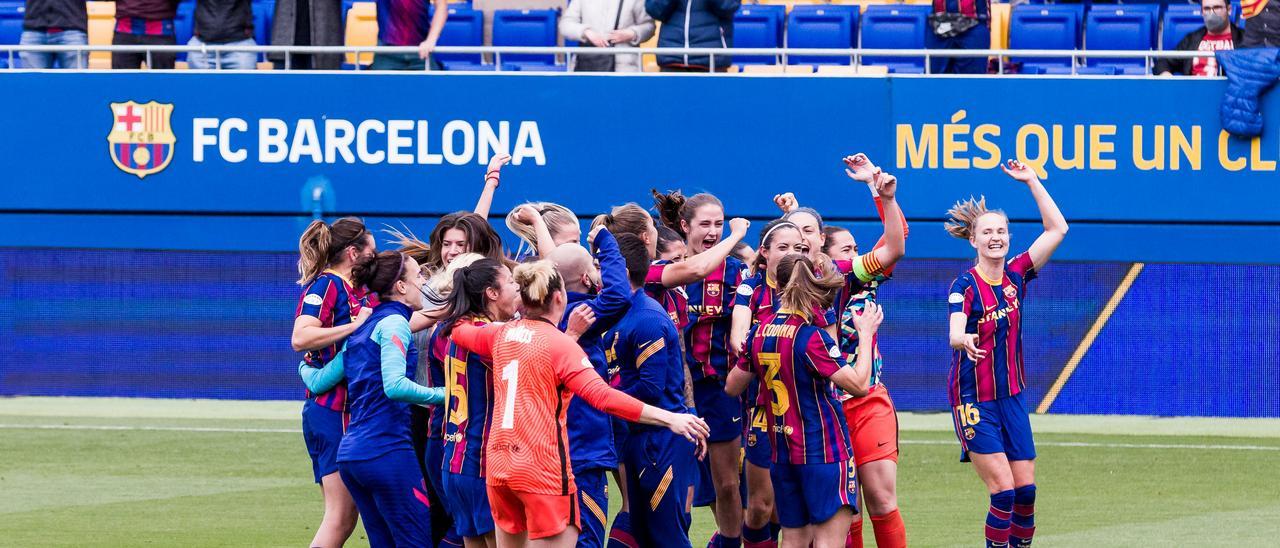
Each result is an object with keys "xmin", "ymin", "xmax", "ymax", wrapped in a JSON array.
[
  {"xmin": 759, "ymin": 352, "xmax": 790, "ymax": 416},
  {"xmin": 500, "ymin": 360, "xmax": 519, "ymax": 429}
]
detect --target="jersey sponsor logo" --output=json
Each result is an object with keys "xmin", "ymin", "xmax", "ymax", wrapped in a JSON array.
[
  {"xmin": 980, "ymin": 300, "xmax": 1021, "ymax": 324},
  {"xmin": 948, "ymin": 292, "xmax": 965, "ymax": 304},
  {"xmin": 771, "ymin": 423, "xmax": 795, "ymax": 435},
  {"xmin": 303, "ymin": 293, "xmax": 325, "ymax": 306},
  {"xmin": 108, "ymin": 101, "xmax": 176, "ymax": 179}
]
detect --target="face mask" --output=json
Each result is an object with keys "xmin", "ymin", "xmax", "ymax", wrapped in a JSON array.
[{"xmin": 1204, "ymin": 12, "xmax": 1227, "ymax": 32}]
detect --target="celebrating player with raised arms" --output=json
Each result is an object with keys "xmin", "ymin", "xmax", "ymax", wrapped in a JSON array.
[
  {"xmin": 447, "ymin": 260, "xmax": 710, "ymax": 548},
  {"xmin": 651, "ymin": 190, "xmax": 752, "ymax": 548},
  {"xmin": 507, "ymin": 202, "xmax": 582, "ymax": 260},
  {"xmin": 946, "ymin": 160, "xmax": 1067, "ymax": 548},
  {"xmin": 727, "ymin": 253, "xmax": 883, "ymax": 548},
  {"xmin": 436, "ymin": 258, "xmax": 523, "ymax": 548},
  {"xmin": 337, "ymin": 251, "xmax": 446, "ymax": 548},
  {"xmin": 291, "ymin": 216, "xmax": 376, "ymax": 548}
]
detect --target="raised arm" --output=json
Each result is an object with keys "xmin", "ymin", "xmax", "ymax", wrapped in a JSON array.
[
  {"xmin": 843, "ymin": 154, "xmax": 905, "ymax": 279},
  {"xmin": 513, "ymin": 204, "xmax": 559, "ymax": 260},
  {"xmin": 1002, "ymin": 160, "xmax": 1068, "ymax": 271},
  {"xmin": 582, "ymin": 228, "xmax": 632, "ymax": 336},
  {"xmin": 374, "ymin": 315, "xmax": 445, "ymax": 405},
  {"xmin": 659, "ymin": 218, "xmax": 750, "ymax": 287},
  {"xmin": 473, "ymin": 153, "xmax": 511, "ymax": 218}
]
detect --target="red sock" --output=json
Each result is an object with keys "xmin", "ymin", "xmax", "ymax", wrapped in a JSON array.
[
  {"xmin": 846, "ymin": 517, "xmax": 864, "ymax": 548},
  {"xmin": 870, "ymin": 509, "xmax": 906, "ymax": 548}
]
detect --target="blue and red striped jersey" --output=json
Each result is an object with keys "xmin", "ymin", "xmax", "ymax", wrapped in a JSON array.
[
  {"xmin": 644, "ymin": 260, "xmax": 690, "ymax": 330},
  {"xmin": 684, "ymin": 256, "xmax": 747, "ymax": 380},
  {"xmin": 422, "ymin": 326, "xmax": 450, "ymax": 439},
  {"xmin": 947, "ymin": 252, "xmax": 1038, "ymax": 405},
  {"xmin": 734, "ymin": 272, "xmax": 837, "ymax": 328},
  {"xmin": 737, "ymin": 312, "xmax": 852, "ymax": 465},
  {"xmin": 295, "ymin": 270, "xmax": 376, "ymax": 412},
  {"xmin": 933, "ymin": 0, "xmax": 990, "ymax": 19},
  {"xmin": 444, "ymin": 317, "xmax": 495, "ymax": 477}
]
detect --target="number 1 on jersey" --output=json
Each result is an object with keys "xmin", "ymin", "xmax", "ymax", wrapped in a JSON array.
[{"xmin": 500, "ymin": 360, "xmax": 519, "ymax": 429}]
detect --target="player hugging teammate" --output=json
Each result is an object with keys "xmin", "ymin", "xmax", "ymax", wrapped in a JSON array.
[{"xmin": 288, "ymin": 153, "xmax": 1065, "ymax": 548}]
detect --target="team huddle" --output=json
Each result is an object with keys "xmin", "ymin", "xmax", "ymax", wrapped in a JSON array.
[{"xmin": 289, "ymin": 152, "xmax": 1068, "ymax": 548}]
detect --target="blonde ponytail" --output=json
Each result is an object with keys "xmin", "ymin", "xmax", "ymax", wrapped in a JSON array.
[
  {"xmin": 297, "ymin": 220, "xmax": 332, "ymax": 285},
  {"xmin": 778, "ymin": 253, "xmax": 844, "ymax": 317},
  {"xmin": 512, "ymin": 260, "xmax": 563, "ymax": 311}
]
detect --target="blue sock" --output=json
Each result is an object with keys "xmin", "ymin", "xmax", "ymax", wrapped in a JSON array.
[
  {"xmin": 986, "ymin": 490, "xmax": 1014, "ymax": 548},
  {"xmin": 607, "ymin": 511, "xmax": 637, "ymax": 548},
  {"xmin": 719, "ymin": 535, "xmax": 741, "ymax": 548},
  {"xmin": 1011, "ymin": 484, "xmax": 1036, "ymax": 547},
  {"xmin": 770, "ymin": 522, "xmax": 781, "ymax": 541},
  {"xmin": 743, "ymin": 524, "xmax": 772, "ymax": 547}
]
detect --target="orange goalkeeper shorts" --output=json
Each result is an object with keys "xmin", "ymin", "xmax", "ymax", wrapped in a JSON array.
[{"xmin": 843, "ymin": 384, "xmax": 900, "ymax": 467}]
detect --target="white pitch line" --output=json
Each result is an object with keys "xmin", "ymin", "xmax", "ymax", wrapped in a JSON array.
[
  {"xmin": 900, "ymin": 439, "xmax": 1280, "ymax": 451},
  {"xmin": 3, "ymin": 423, "xmax": 1279, "ymax": 451}
]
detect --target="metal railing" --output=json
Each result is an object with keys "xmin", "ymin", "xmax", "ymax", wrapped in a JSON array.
[{"xmin": 0, "ymin": 44, "xmax": 1221, "ymax": 75}]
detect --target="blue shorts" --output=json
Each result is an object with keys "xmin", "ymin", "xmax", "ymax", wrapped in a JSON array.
[
  {"xmin": 952, "ymin": 393, "xmax": 1037, "ymax": 463},
  {"xmin": 694, "ymin": 377, "xmax": 743, "ymax": 444},
  {"xmin": 623, "ymin": 428, "xmax": 697, "ymax": 548},
  {"xmin": 575, "ymin": 469, "xmax": 609, "ymax": 548},
  {"xmin": 611, "ymin": 416, "xmax": 630, "ymax": 463},
  {"xmin": 691, "ymin": 454, "xmax": 716, "ymax": 507},
  {"xmin": 302, "ymin": 400, "xmax": 343, "ymax": 484},
  {"xmin": 744, "ymin": 406, "xmax": 772, "ymax": 469},
  {"xmin": 769, "ymin": 460, "xmax": 858, "ymax": 529},
  {"xmin": 441, "ymin": 471, "xmax": 495, "ymax": 538},
  {"xmin": 338, "ymin": 449, "xmax": 433, "ymax": 548}
]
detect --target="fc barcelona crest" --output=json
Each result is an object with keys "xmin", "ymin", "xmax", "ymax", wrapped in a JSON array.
[
  {"xmin": 1003, "ymin": 285, "xmax": 1018, "ymax": 300},
  {"xmin": 706, "ymin": 281, "xmax": 722, "ymax": 298},
  {"xmin": 107, "ymin": 101, "xmax": 176, "ymax": 179}
]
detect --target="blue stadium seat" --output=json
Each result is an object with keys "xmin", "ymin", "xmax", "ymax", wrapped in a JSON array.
[
  {"xmin": 176, "ymin": 1, "xmax": 195, "ymax": 45},
  {"xmin": 1163, "ymin": 5, "xmax": 1204, "ymax": 49},
  {"xmin": 1009, "ymin": 5, "xmax": 1079, "ymax": 72},
  {"xmin": 0, "ymin": 2, "xmax": 26, "ymax": 46},
  {"xmin": 492, "ymin": 9, "xmax": 558, "ymax": 66},
  {"xmin": 1085, "ymin": 8, "xmax": 1154, "ymax": 74},
  {"xmin": 500, "ymin": 61, "xmax": 567, "ymax": 71},
  {"xmin": 786, "ymin": 5, "xmax": 858, "ymax": 66},
  {"xmin": 860, "ymin": 5, "xmax": 929, "ymax": 73},
  {"xmin": 436, "ymin": 7, "xmax": 484, "ymax": 68},
  {"xmin": 733, "ymin": 5, "xmax": 785, "ymax": 65}
]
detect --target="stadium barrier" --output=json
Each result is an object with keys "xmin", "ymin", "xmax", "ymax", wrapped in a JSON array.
[{"xmin": 0, "ymin": 44, "xmax": 1223, "ymax": 74}]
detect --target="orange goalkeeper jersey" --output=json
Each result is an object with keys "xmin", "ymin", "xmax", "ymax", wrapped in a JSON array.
[{"xmin": 450, "ymin": 318, "xmax": 645, "ymax": 496}]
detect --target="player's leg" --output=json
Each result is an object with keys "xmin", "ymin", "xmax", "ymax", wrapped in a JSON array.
[
  {"xmin": 425, "ymin": 441, "xmax": 462, "ymax": 547},
  {"xmin": 1004, "ymin": 394, "xmax": 1038, "ymax": 548},
  {"xmin": 769, "ymin": 463, "xmax": 814, "ymax": 548},
  {"xmin": 495, "ymin": 528, "xmax": 528, "ymax": 548},
  {"xmin": 357, "ymin": 450, "xmax": 433, "ymax": 547},
  {"xmin": 487, "ymin": 483, "xmax": 529, "ymax": 548},
  {"xmin": 695, "ymin": 379, "xmax": 744, "ymax": 545},
  {"xmin": 606, "ymin": 464, "xmax": 638, "ymax": 548},
  {"xmin": 338, "ymin": 463, "xmax": 396, "ymax": 548},
  {"xmin": 850, "ymin": 389, "xmax": 905, "ymax": 548},
  {"xmin": 575, "ymin": 469, "xmax": 609, "ymax": 548},
  {"xmin": 305, "ymin": 404, "xmax": 357, "ymax": 547},
  {"xmin": 624, "ymin": 431, "xmax": 695, "ymax": 548},
  {"xmin": 803, "ymin": 460, "xmax": 858, "ymax": 548},
  {"xmin": 956, "ymin": 400, "xmax": 1015, "ymax": 548},
  {"xmin": 523, "ymin": 490, "xmax": 581, "ymax": 548}
]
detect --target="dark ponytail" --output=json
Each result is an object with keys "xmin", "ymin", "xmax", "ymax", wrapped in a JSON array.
[
  {"xmin": 352, "ymin": 251, "xmax": 411, "ymax": 299},
  {"xmin": 651, "ymin": 189, "xmax": 725, "ymax": 239},
  {"xmin": 297, "ymin": 216, "xmax": 368, "ymax": 285},
  {"xmin": 439, "ymin": 258, "xmax": 503, "ymax": 337}
]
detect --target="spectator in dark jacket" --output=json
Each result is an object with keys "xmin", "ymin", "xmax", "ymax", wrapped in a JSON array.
[
  {"xmin": 271, "ymin": 0, "xmax": 342, "ymax": 69},
  {"xmin": 20, "ymin": 0, "xmax": 88, "ymax": 68},
  {"xmin": 188, "ymin": 0, "xmax": 258, "ymax": 69},
  {"xmin": 1241, "ymin": 0, "xmax": 1280, "ymax": 47},
  {"xmin": 1157, "ymin": 0, "xmax": 1243, "ymax": 76},
  {"xmin": 113, "ymin": 0, "xmax": 181, "ymax": 69},
  {"xmin": 646, "ymin": 0, "xmax": 738, "ymax": 71}
]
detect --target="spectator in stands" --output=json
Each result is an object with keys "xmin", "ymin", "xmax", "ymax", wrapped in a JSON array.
[
  {"xmin": 561, "ymin": 0, "xmax": 656, "ymax": 72},
  {"xmin": 370, "ymin": 0, "xmax": 447, "ymax": 70},
  {"xmin": 1241, "ymin": 0, "xmax": 1280, "ymax": 47},
  {"xmin": 1156, "ymin": 0, "xmax": 1242, "ymax": 76},
  {"xmin": 646, "ymin": 0, "xmax": 738, "ymax": 72},
  {"xmin": 926, "ymin": 0, "xmax": 989, "ymax": 74},
  {"xmin": 19, "ymin": 0, "xmax": 88, "ymax": 68},
  {"xmin": 187, "ymin": 0, "xmax": 258, "ymax": 69},
  {"xmin": 112, "ymin": 0, "xmax": 181, "ymax": 69},
  {"xmin": 271, "ymin": 0, "xmax": 343, "ymax": 69}
]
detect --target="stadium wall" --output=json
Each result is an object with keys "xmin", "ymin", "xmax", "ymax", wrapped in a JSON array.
[{"xmin": 0, "ymin": 73, "xmax": 1276, "ymax": 416}]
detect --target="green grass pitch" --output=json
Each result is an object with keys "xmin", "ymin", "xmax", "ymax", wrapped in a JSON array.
[{"xmin": 2, "ymin": 397, "xmax": 1278, "ymax": 547}]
